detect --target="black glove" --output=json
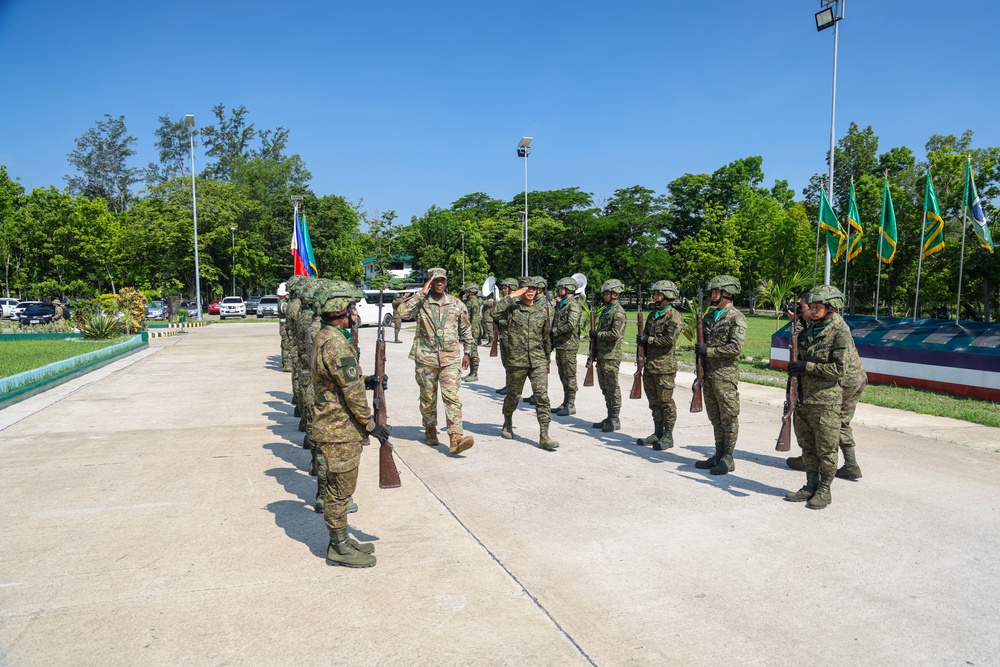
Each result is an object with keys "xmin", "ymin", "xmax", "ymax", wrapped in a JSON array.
[
  {"xmin": 787, "ymin": 360, "xmax": 808, "ymax": 375},
  {"xmin": 636, "ymin": 334, "xmax": 648, "ymax": 345},
  {"xmin": 589, "ymin": 329, "xmax": 598, "ymax": 340},
  {"xmin": 695, "ymin": 344, "xmax": 708, "ymax": 356},
  {"xmin": 370, "ymin": 423, "xmax": 392, "ymax": 443},
  {"xmin": 364, "ymin": 375, "xmax": 378, "ymax": 391}
]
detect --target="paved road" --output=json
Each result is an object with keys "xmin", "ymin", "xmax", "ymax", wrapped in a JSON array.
[{"xmin": 1, "ymin": 323, "xmax": 998, "ymax": 666}]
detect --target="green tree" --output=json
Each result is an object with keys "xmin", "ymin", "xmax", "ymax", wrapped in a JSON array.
[{"xmin": 65, "ymin": 114, "xmax": 140, "ymax": 213}]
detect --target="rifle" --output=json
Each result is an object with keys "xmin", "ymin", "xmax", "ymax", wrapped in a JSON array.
[
  {"xmin": 373, "ymin": 289, "xmax": 401, "ymax": 488},
  {"xmin": 629, "ymin": 287, "xmax": 645, "ymax": 400},
  {"xmin": 583, "ymin": 294, "xmax": 597, "ymax": 387},
  {"xmin": 690, "ymin": 288, "xmax": 705, "ymax": 413},
  {"xmin": 776, "ymin": 320, "xmax": 800, "ymax": 452}
]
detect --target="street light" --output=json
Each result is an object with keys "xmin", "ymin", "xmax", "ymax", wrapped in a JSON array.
[
  {"xmin": 816, "ymin": 0, "xmax": 843, "ymax": 286},
  {"xmin": 461, "ymin": 230, "xmax": 465, "ymax": 286},
  {"xmin": 230, "ymin": 226, "xmax": 237, "ymax": 296},
  {"xmin": 186, "ymin": 114, "xmax": 202, "ymax": 320},
  {"xmin": 517, "ymin": 137, "xmax": 532, "ymax": 277}
]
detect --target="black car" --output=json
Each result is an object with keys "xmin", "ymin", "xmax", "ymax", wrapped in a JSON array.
[
  {"xmin": 246, "ymin": 296, "xmax": 261, "ymax": 314},
  {"xmin": 19, "ymin": 302, "xmax": 70, "ymax": 326}
]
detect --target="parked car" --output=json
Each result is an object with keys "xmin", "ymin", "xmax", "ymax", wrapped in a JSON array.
[
  {"xmin": 356, "ymin": 290, "xmax": 417, "ymax": 327},
  {"xmin": 177, "ymin": 301, "xmax": 200, "ymax": 318},
  {"xmin": 146, "ymin": 300, "xmax": 165, "ymax": 320},
  {"xmin": 219, "ymin": 296, "xmax": 246, "ymax": 320},
  {"xmin": 256, "ymin": 295, "xmax": 280, "ymax": 318},
  {"xmin": 208, "ymin": 299, "xmax": 222, "ymax": 315},
  {"xmin": 10, "ymin": 301, "xmax": 40, "ymax": 320},
  {"xmin": 0, "ymin": 297, "xmax": 18, "ymax": 318},
  {"xmin": 246, "ymin": 296, "xmax": 261, "ymax": 314},
  {"xmin": 19, "ymin": 302, "xmax": 70, "ymax": 326}
]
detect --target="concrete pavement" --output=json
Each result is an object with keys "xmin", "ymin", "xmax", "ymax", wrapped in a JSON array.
[{"xmin": 1, "ymin": 323, "xmax": 998, "ymax": 666}]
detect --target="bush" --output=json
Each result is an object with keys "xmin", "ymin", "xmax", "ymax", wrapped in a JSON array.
[
  {"xmin": 79, "ymin": 314, "xmax": 122, "ymax": 340},
  {"xmin": 116, "ymin": 287, "xmax": 147, "ymax": 333}
]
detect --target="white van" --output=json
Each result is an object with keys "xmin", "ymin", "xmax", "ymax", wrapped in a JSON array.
[{"xmin": 355, "ymin": 289, "xmax": 418, "ymax": 327}]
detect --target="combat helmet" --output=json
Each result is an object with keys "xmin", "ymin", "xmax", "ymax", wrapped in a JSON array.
[
  {"xmin": 649, "ymin": 280, "xmax": 680, "ymax": 300},
  {"xmin": 298, "ymin": 279, "xmax": 322, "ymax": 307},
  {"xmin": 805, "ymin": 284, "xmax": 845, "ymax": 311},
  {"xmin": 316, "ymin": 280, "xmax": 362, "ymax": 314},
  {"xmin": 601, "ymin": 278, "xmax": 625, "ymax": 293},
  {"xmin": 706, "ymin": 275, "xmax": 741, "ymax": 296},
  {"xmin": 556, "ymin": 276, "xmax": 579, "ymax": 292},
  {"xmin": 464, "ymin": 282, "xmax": 480, "ymax": 294},
  {"xmin": 500, "ymin": 278, "xmax": 519, "ymax": 289},
  {"xmin": 527, "ymin": 276, "xmax": 546, "ymax": 289}
]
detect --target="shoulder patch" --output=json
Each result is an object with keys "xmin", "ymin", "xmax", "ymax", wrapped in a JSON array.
[
  {"xmin": 338, "ymin": 355, "xmax": 359, "ymax": 381},
  {"xmin": 735, "ymin": 325, "xmax": 748, "ymax": 341}
]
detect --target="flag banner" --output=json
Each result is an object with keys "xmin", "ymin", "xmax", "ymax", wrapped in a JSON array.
[
  {"xmin": 845, "ymin": 182, "xmax": 864, "ymax": 262},
  {"xmin": 879, "ymin": 177, "xmax": 898, "ymax": 264},
  {"xmin": 964, "ymin": 161, "xmax": 995, "ymax": 253},
  {"xmin": 300, "ymin": 212, "xmax": 319, "ymax": 277},
  {"xmin": 922, "ymin": 171, "xmax": 945, "ymax": 259},
  {"xmin": 290, "ymin": 209, "xmax": 316, "ymax": 277},
  {"xmin": 819, "ymin": 189, "xmax": 846, "ymax": 263}
]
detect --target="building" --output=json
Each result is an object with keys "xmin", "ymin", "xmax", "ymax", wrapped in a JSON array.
[{"xmin": 362, "ymin": 254, "xmax": 414, "ymax": 282}]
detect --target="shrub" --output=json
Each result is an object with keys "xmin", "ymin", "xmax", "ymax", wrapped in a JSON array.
[
  {"xmin": 116, "ymin": 287, "xmax": 147, "ymax": 333},
  {"xmin": 79, "ymin": 314, "xmax": 122, "ymax": 340}
]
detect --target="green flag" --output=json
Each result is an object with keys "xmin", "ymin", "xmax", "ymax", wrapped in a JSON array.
[
  {"xmin": 963, "ymin": 160, "xmax": 995, "ymax": 253},
  {"xmin": 878, "ymin": 177, "xmax": 897, "ymax": 264},
  {"xmin": 819, "ymin": 189, "xmax": 846, "ymax": 262},
  {"xmin": 844, "ymin": 182, "xmax": 864, "ymax": 262},
  {"xmin": 922, "ymin": 171, "xmax": 945, "ymax": 259}
]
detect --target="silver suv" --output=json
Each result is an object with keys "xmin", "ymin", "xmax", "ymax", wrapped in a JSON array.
[
  {"xmin": 219, "ymin": 296, "xmax": 246, "ymax": 320},
  {"xmin": 256, "ymin": 295, "xmax": 280, "ymax": 318}
]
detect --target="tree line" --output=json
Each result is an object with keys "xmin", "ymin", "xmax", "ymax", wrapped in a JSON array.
[{"xmin": 1, "ymin": 108, "xmax": 997, "ymax": 321}]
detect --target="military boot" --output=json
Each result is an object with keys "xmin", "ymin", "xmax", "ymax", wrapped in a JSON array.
[
  {"xmin": 449, "ymin": 432, "xmax": 474, "ymax": 455},
  {"xmin": 346, "ymin": 496, "xmax": 358, "ymax": 514},
  {"xmin": 298, "ymin": 417, "xmax": 306, "ymax": 432},
  {"xmin": 538, "ymin": 423, "xmax": 559, "ymax": 451},
  {"xmin": 294, "ymin": 404, "xmax": 300, "ymax": 417},
  {"xmin": 710, "ymin": 443, "xmax": 736, "ymax": 475},
  {"xmin": 557, "ymin": 394, "xmax": 576, "ymax": 416},
  {"xmin": 523, "ymin": 396, "xmax": 536, "ymax": 405},
  {"xmin": 424, "ymin": 425, "xmax": 440, "ymax": 446},
  {"xmin": 786, "ymin": 456, "xmax": 805, "ymax": 471},
  {"xmin": 309, "ymin": 448, "xmax": 317, "ymax": 477},
  {"xmin": 315, "ymin": 477, "xmax": 326, "ymax": 514},
  {"xmin": 302, "ymin": 435, "xmax": 311, "ymax": 450},
  {"xmin": 326, "ymin": 528, "xmax": 376, "ymax": 568},
  {"xmin": 806, "ymin": 475, "xmax": 833, "ymax": 510},
  {"xmin": 496, "ymin": 386, "xmax": 508, "ymax": 396},
  {"xmin": 836, "ymin": 446, "xmax": 863, "ymax": 481},
  {"xmin": 501, "ymin": 416, "xmax": 514, "ymax": 439},
  {"xmin": 784, "ymin": 472, "xmax": 819, "ymax": 502},
  {"xmin": 464, "ymin": 364, "xmax": 479, "ymax": 382},
  {"xmin": 551, "ymin": 397, "xmax": 567, "ymax": 415},
  {"xmin": 592, "ymin": 411, "xmax": 610, "ymax": 429},
  {"xmin": 602, "ymin": 409, "xmax": 620, "ymax": 433},
  {"xmin": 348, "ymin": 533, "xmax": 375, "ymax": 554},
  {"xmin": 653, "ymin": 424, "xmax": 674, "ymax": 451},
  {"xmin": 695, "ymin": 445, "xmax": 723, "ymax": 469},
  {"xmin": 638, "ymin": 420, "xmax": 664, "ymax": 447}
]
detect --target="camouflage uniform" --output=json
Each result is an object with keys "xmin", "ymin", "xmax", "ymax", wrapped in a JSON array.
[
  {"xmin": 397, "ymin": 278, "xmax": 474, "ymax": 439},
  {"xmin": 481, "ymin": 297, "xmax": 495, "ymax": 345},
  {"xmin": 461, "ymin": 287, "xmax": 482, "ymax": 380},
  {"xmin": 698, "ymin": 304, "xmax": 747, "ymax": 472},
  {"xmin": 641, "ymin": 301, "xmax": 684, "ymax": 449},
  {"xmin": 838, "ymin": 313, "xmax": 867, "ymax": 478},
  {"xmin": 391, "ymin": 295, "xmax": 403, "ymax": 343},
  {"xmin": 494, "ymin": 279, "xmax": 519, "ymax": 395},
  {"xmin": 594, "ymin": 295, "xmax": 627, "ymax": 430},
  {"xmin": 286, "ymin": 291, "xmax": 303, "ymax": 409},
  {"xmin": 550, "ymin": 286, "xmax": 582, "ymax": 415},
  {"xmin": 51, "ymin": 300, "xmax": 65, "ymax": 324},
  {"xmin": 278, "ymin": 292, "xmax": 293, "ymax": 371}
]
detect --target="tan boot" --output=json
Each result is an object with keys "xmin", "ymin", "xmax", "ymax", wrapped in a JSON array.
[
  {"xmin": 424, "ymin": 425, "xmax": 439, "ymax": 446},
  {"xmin": 539, "ymin": 423, "xmax": 559, "ymax": 451},
  {"xmin": 449, "ymin": 432, "xmax": 474, "ymax": 455}
]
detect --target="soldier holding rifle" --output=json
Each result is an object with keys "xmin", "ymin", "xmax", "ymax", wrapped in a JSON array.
[
  {"xmin": 311, "ymin": 283, "xmax": 391, "ymax": 567},
  {"xmin": 693, "ymin": 275, "xmax": 747, "ymax": 475},
  {"xmin": 550, "ymin": 276, "xmax": 583, "ymax": 417},
  {"xmin": 590, "ymin": 279, "xmax": 627, "ymax": 433},
  {"xmin": 636, "ymin": 280, "xmax": 684, "ymax": 451}
]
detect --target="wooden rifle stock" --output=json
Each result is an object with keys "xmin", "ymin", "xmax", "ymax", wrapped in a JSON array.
[
  {"xmin": 629, "ymin": 289, "xmax": 644, "ymax": 400},
  {"xmin": 373, "ymin": 290, "xmax": 401, "ymax": 488},
  {"xmin": 490, "ymin": 321, "xmax": 499, "ymax": 357},
  {"xmin": 776, "ymin": 322, "xmax": 799, "ymax": 452},
  {"xmin": 690, "ymin": 290, "xmax": 705, "ymax": 413},
  {"xmin": 583, "ymin": 303, "xmax": 596, "ymax": 387}
]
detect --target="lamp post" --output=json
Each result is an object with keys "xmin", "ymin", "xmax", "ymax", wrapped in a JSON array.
[
  {"xmin": 186, "ymin": 114, "xmax": 202, "ymax": 320},
  {"xmin": 461, "ymin": 230, "xmax": 465, "ymax": 286},
  {"xmin": 517, "ymin": 137, "xmax": 532, "ymax": 277},
  {"xmin": 230, "ymin": 226, "xmax": 237, "ymax": 296},
  {"xmin": 815, "ymin": 0, "xmax": 844, "ymax": 286}
]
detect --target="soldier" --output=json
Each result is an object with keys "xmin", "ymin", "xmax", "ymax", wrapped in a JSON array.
[
  {"xmin": 494, "ymin": 278, "xmax": 519, "ymax": 396},
  {"xmin": 285, "ymin": 276, "xmax": 304, "ymax": 416},
  {"xmin": 784, "ymin": 285, "xmax": 851, "ymax": 509},
  {"xmin": 50, "ymin": 299, "xmax": 65, "ymax": 324},
  {"xmin": 495, "ymin": 277, "xmax": 558, "ymax": 450},
  {"xmin": 636, "ymin": 280, "xmax": 685, "ymax": 450},
  {"xmin": 397, "ymin": 268, "xmax": 475, "ymax": 455},
  {"xmin": 311, "ymin": 283, "xmax": 391, "ymax": 567},
  {"xmin": 391, "ymin": 292, "xmax": 404, "ymax": 343},
  {"xmin": 461, "ymin": 283, "xmax": 482, "ymax": 382},
  {"xmin": 694, "ymin": 275, "xmax": 747, "ymax": 475},
  {"xmin": 589, "ymin": 279, "xmax": 627, "ymax": 432},
  {"xmin": 277, "ymin": 281, "xmax": 293, "ymax": 372},
  {"xmin": 481, "ymin": 292, "xmax": 496, "ymax": 346},
  {"xmin": 550, "ymin": 276, "xmax": 583, "ymax": 416}
]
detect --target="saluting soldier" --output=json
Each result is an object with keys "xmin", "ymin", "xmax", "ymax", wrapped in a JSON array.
[
  {"xmin": 461, "ymin": 283, "xmax": 482, "ymax": 382},
  {"xmin": 550, "ymin": 276, "xmax": 583, "ymax": 416},
  {"xmin": 784, "ymin": 285, "xmax": 851, "ymax": 509},
  {"xmin": 311, "ymin": 283, "xmax": 391, "ymax": 567},
  {"xmin": 590, "ymin": 279, "xmax": 627, "ymax": 433},
  {"xmin": 398, "ymin": 268, "xmax": 475, "ymax": 455},
  {"xmin": 694, "ymin": 275, "xmax": 747, "ymax": 475},
  {"xmin": 493, "ymin": 278, "xmax": 519, "ymax": 396},
  {"xmin": 495, "ymin": 277, "xmax": 559, "ymax": 450},
  {"xmin": 636, "ymin": 280, "xmax": 684, "ymax": 450}
]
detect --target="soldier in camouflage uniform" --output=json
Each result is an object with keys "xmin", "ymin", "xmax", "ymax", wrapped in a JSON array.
[
  {"xmin": 391, "ymin": 293, "xmax": 404, "ymax": 343},
  {"xmin": 311, "ymin": 283, "xmax": 391, "ymax": 567},
  {"xmin": 398, "ymin": 268, "xmax": 475, "ymax": 455},
  {"xmin": 784, "ymin": 285, "xmax": 851, "ymax": 510},
  {"xmin": 285, "ymin": 276, "xmax": 304, "ymax": 417},
  {"xmin": 590, "ymin": 279, "xmax": 627, "ymax": 433},
  {"xmin": 277, "ymin": 281, "xmax": 293, "ymax": 371},
  {"xmin": 461, "ymin": 283, "xmax": 482, "ymax": 382},
  {"xmin": 494, "ymin": 277, "xmax": 559, "ymax": 450},
  {"xmin": 550, "ymin": 276, "xmax": 583, "ymax": 416},
  {"xmin": 494, "ymin": 278, "xmax": 519, "ymax": 396},
  {"xmin": 636, "ymin": 280, "xmax": 685, "ymax": 450},
  {"xmin": 481, "ymin": 293, "xmax": 496, "ymax": 346},
  {"xmin": 694, "ymin": 275, "xmax": 747, "ymax": 475}
]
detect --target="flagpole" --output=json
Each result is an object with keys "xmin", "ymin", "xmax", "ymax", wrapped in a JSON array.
[
  {"xmin": 842, "ymin": 179, "xmax": 852, "ymax": 298},
  {"xmin": 875, "ymin": 172, "xmax": 886, "ymax": 321},
  {"xmin": 813, "ymin": 215, "xmax": 822, "ymax": 288},
  {"xmin": 955, "ymin": 157, "xmax": 971, "ymax": 324},
  {"xmin": 913, "ymin": 172, "xmax": 930, "ymax": 323}
]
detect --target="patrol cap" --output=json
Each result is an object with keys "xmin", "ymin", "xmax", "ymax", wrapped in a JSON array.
[
  {"xmin": 427, "ymin": 268, "xmax": 447, "ymax": 281},
  {"xmin": 707, "ymin": 275, "xmax": 741, "ymax": 295},
  {"xmin": 601, "ymin": 279, "xmax": 625, "ymax": 293},
  {"xmin": 649, "ymin": 280, "xmax": 679, "ymax": 300}
]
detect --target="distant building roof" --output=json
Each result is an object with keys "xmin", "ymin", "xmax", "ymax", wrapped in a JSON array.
[{"xmin": 362, "ymin": 254, "xmax": 414, "ymax": 265}]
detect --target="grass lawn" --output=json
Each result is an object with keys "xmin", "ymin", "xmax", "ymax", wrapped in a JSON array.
[{"xmin": 0, "ymin": 338, "xmax": 127, "ymax": 379}]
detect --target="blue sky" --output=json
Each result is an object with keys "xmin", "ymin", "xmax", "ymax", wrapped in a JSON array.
[{"xmin": 1, "ymin": 0, "xmax": 998, "ymax": 225}]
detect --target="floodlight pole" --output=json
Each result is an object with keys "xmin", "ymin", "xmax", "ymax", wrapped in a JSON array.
[
  {"xmin": 186, "ymin": 114, "xmax": 202, "ymax": 320},
  {"xmin": 821, "ymin": 0, "xmax": 844, "ymax": 286},
  {"xmin": 518, "ymin": 137, "xmax": 532, "ymax": 277},
  {"xmin": 230, "ymin": 226, "xmax": 237, "ymax": 295},
  {"xmin": 461, "ymin": 230, "xmax": 466, "ymax": 285}
]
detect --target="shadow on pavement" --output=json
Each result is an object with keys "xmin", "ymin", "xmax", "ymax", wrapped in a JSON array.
[
  {"xmin": 264, "ymin": 354, "xmax": 284, "ymax": 372},
  {"xmin": 265, "ymin": 499, "xmax": 328, "ymax": 558},
  {"xmin": 265, "ymin": 466, "xmax": 317, "ymax": 504},
  {"xmin": 264, "ymin": 441, "xmax": 310, "ymax": 473}
]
